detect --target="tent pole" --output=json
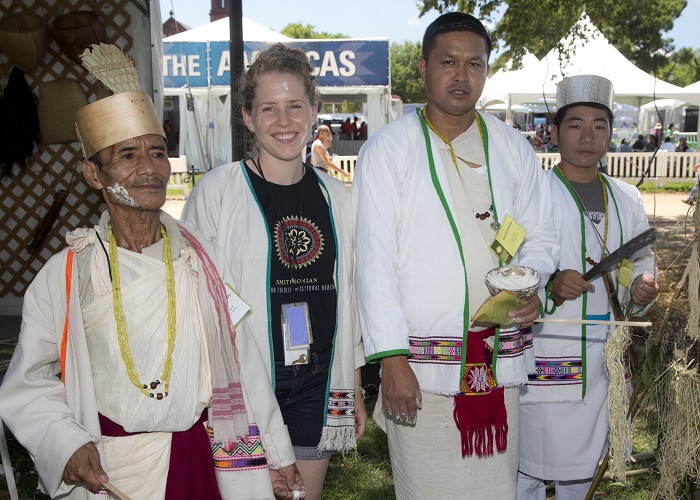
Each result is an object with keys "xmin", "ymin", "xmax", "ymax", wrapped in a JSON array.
[{"xmin": 229, "ymin": 0, "xmax": 245, "ymax": 161}]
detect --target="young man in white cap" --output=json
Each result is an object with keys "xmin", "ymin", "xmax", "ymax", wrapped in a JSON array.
[
  {"xmin": 0, "ymin": 44, "xmax": 304, "ymax": 500},
  {"xmin": 518, "ymin": 74, "xmax": 658, "ymax": 499}
]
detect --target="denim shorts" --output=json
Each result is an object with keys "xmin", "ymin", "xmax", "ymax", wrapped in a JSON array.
[{"xmin": 274, "ymin": 348, "xmax": 334, "ymax": 460}]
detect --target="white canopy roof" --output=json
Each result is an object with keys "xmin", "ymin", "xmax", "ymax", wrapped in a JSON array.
[
  {"xmin": 679, "ymin": 81, "xmax": 700, "ymax": 105},
  {"xmin": 481, "ymin": 13, "xmax": 687, "ymax": 108},
  {"xmin": 640, "ymin": 99, "xmax": 687, "ymax": 111},
  {"xmin": 164, "ymin": 16, "xmax": 291, "ymax": 42}
]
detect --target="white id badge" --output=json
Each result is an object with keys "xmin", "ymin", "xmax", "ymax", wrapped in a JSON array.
[
  {"xmin": 225, "ymin": 283, "xmax": 252, "ymax": 327},
  {"xmin": 282, "ymin": 302, "xmax": 312, "ymax": 366}
]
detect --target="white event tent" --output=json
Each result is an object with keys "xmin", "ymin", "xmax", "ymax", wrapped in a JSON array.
[
  {"xmin": 480, "ymin": 13, "xmax": 693, "ymax": 130},
  {"xmin": 163, "ymin": 18, "xmax": 291, "ymax": 169},
  {"xmin": 163, "ymin": 17, "xmax": 392, "ymax": 169}
]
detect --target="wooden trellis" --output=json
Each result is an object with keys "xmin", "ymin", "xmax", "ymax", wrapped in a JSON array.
[{"xmin": 0, "ymin": 0, "xmax": 136, "ymax": 296}]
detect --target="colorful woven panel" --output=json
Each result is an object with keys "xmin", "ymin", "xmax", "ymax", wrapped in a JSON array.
[
  {"xmin": 327, "ymin": 389, "xmax": 355, "ymax": 418},
  {"xmin": 497, "ymin": 327, "xmax": 533, "ymax": 358},
  {"xmin": 208, "ymin": 423, "xmax": 268, "ymax": 472},
  {"xmin": 409, "ymin": 336, "xmax": 462, "ymax": 364},
  {"xmin": 528, "ymin": 357, "xmax": 583, "ymax": 384}
]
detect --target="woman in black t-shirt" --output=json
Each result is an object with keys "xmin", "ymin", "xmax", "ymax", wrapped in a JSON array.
[{"xmin": 182, "ymin": 44, "xmax": 366, "ymax": 500}]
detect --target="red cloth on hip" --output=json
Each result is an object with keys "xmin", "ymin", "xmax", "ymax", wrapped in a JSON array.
[
  {"xmin": 452, "ymin": 327, "xmax": 508, "ymax": 458},
  {"xmin": 99, "ymin": 412, "xmax": 221, "ymax": 499}
]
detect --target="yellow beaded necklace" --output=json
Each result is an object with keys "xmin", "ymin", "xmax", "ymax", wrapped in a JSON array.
[{"xmin": 108, "ymin": 224, "xmax": 176, "ymax": 400}]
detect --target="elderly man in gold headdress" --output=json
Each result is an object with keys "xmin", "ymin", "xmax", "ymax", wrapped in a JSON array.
[{"xmin": 0, "ymin": 44, "xmax": 304, "ymax": 500}]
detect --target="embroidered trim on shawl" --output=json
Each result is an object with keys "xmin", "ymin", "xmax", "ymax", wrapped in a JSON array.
[
  {"xmin": 497, "ymin": 327, "xmax": 533, "ymax": 358},
  {"xmin": 409, "ymin": 336, "xmax": 462, "ymax": 364},
  {"xmin": 208, "ymin": 424, "xmax": 268, "ymax": 472},
  {"xmin": 327, "ymin": 389, "xmax": 355, "ymax": 418},
  {"xmin": 528, "ymin": 357, "xmax": 583, "ymax": 385}
]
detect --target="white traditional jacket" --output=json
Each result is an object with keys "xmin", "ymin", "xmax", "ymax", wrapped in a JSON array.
[
  {"xmin": 519, "ymin": 169, "xmax": 655, "ymax": 480},
  {"xmin": 0, "ymin": 213, "xmax": 295, "ymax": 499},
  {"xmin": 182, "ymin": 162, "xmax": 365, "ymax": 451},
  {"xmin": 353, "ymin": 110, "xmax": 559, "ymax": 394}
]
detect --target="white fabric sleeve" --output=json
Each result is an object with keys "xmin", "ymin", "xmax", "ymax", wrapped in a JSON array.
[
  {"xmin": 352, "ymin": 135, "xmax": 411, "ymax": 361},
  {"xmin": 510, "ymin": 137, "xmax": 560, "ymax": 288},
  {"xmin": 0, "ymin": 260, "xmax": 99, "ymax": 496},
  {"xmin": 234, "ymin": 319, "xmax": 295, "ymax": 469},
  {"xmin": 181, "ymin": 164, "xmax": 229, "ymax": 244}
]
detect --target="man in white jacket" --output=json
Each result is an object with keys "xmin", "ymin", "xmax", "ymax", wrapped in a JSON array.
[
  {"xmin": 353, "ymin": 12, "xmax": 559, "ymax": 499},
  {"xmin": 0, "ymin": 44, "xmax": 302, "ymax": 500},
  {"xmin": 518, "ymin": 74, "xmax": 658, "ymax": 499}
]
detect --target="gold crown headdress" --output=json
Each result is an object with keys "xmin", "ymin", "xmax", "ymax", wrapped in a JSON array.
[{"xmin": 75, "ymin": 43, "xmax": 163, "ymax": 160}]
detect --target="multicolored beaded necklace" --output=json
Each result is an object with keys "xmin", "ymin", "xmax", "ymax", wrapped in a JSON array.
[{"xmin": 108, "ymin": 224, "xmax": 176, "ymax": 400}]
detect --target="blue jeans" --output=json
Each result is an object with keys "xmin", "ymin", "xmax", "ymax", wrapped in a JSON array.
[{"xmin": 274, "ymin": 348, "xmax": 333, "ymax": 458}]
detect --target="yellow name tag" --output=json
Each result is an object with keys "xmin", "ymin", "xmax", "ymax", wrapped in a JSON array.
[
  {"xmin": 617, "ymin": 258, "xmax": 633, "ymax": 288},
  {"xmin": 489, "ymin": 214, "xmax": 527, "ymax": 264}
]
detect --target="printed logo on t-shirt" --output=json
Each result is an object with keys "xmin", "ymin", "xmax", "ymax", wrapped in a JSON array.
[
  {"xmin": 585, "ymin": 210, "xmax": 605, "ymax": 225},
  {"xmin": 275, "ymin": 215, "xmax": 325, "ymax": 268}
]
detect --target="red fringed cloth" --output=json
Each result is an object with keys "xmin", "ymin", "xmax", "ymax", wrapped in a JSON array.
[
  {"xmin": 453, "ymin": 327, "xmax": 508, "ymax": 458},
  {"xmin": 99, "ymin": 412, "xmax": 222, "ymax": 499}
]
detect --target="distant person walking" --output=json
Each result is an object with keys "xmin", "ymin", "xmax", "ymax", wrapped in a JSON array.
[{"xmin": 311, "ymin": 125, "xmax": 348, "ymax": 178}]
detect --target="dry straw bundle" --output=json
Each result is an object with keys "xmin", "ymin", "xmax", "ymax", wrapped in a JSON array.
[
  {"xmin": 603, "ymin": 325, "xmax": 632, "ymax": 483},
  {"xmin": 651, "ymin": 362, "xmax": 700, "ymax": 498}
]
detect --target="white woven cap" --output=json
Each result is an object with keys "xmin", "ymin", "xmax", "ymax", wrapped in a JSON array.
[{"xmin": 556, "ymin": 75, "xmax": 614, "ymax": 113}]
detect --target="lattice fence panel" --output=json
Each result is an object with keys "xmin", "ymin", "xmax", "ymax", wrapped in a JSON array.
[{"xmin": 0, "ymin": 0, "xmax": 136, "ymax": 296}]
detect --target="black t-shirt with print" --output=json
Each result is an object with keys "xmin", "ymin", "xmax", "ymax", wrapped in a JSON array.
[
  {"xmin": 570, "ymin": 179, "xmax": 605, "ymax": 226},
  {"xmin": 246, "ymin": 163, "xmax": 337, "ymax": 362}
]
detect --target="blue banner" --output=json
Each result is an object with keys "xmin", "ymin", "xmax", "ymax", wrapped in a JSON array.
[
  {"xmin": 163, "ymin": 39, "xmax": 389, "ymax": 88},
  {"xmin": 162, "ymin": 41, "xmax": 208, "ymax": 88}
]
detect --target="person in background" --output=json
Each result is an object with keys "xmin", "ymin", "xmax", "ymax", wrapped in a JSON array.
[
  {"xmin": 352, "ymin": 116, "xmax": 360, "ymax": 139},
  {"xmin": 0, "ymin": 44, "xmax": 303, "ymax": 500},
  {"xmin": 659, "ymin": 136, "xmax": 676, "ymax": 152},
  {"xmin": 518, "ymin": 74, "xmax": 657, "ymax": 500},
  {"xmin": 357, "ymin": 121, "xmax": 367, "ymax": 140},
  {"xmin": 311, "ymin": 125, "xmax": 349, "ymax": 178},
  {"xmin": 181, "ymin": 43, "xmax": 366, "ymax": 500},
  {"xmin": 645, "ymin": 135, "xmax": 659, "ymax": 152},
  {"xmin": 683, "ymin": 159, "xmax": 700, "ymax": 205},
  {"xmin": 665, "ymin": 123, "xmax": 676, "ymax": 140},
  {"xmin": 619, "ymin": 138, "xmax": 632, "ymax": 152},
  {"xmin": 353, "ymin": 12, "xmax": 558, "ymax": 499},
  {"xmin": 163, "ymin": 119, "xmax": 178, "ymax": 157},
  {"xmin": 340, "ymin": 118, "xmax": 354, "ymax": 140},
  {"xmin": 677, "ymin": 136, "xmax": 691, "ymax": 152},
  {"xmin": 631, "ymin": 134, "xmax": 646, "ymax": 151}
]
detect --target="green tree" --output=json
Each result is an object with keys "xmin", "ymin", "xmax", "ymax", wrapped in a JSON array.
[
  {"xmin": 280, "ymin": 22, "xmax": 347, "ymax": 39},
  {"xmin": 417, "ymin": 0, "xmax": 687, "ymax": 79},
  {"xmin": 390, "ymin": 41, "xmax": 426, "ymax": 103},
  {"xmin": 661, "ymin": 47, "xmax": 700, "ymax": 87}
]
